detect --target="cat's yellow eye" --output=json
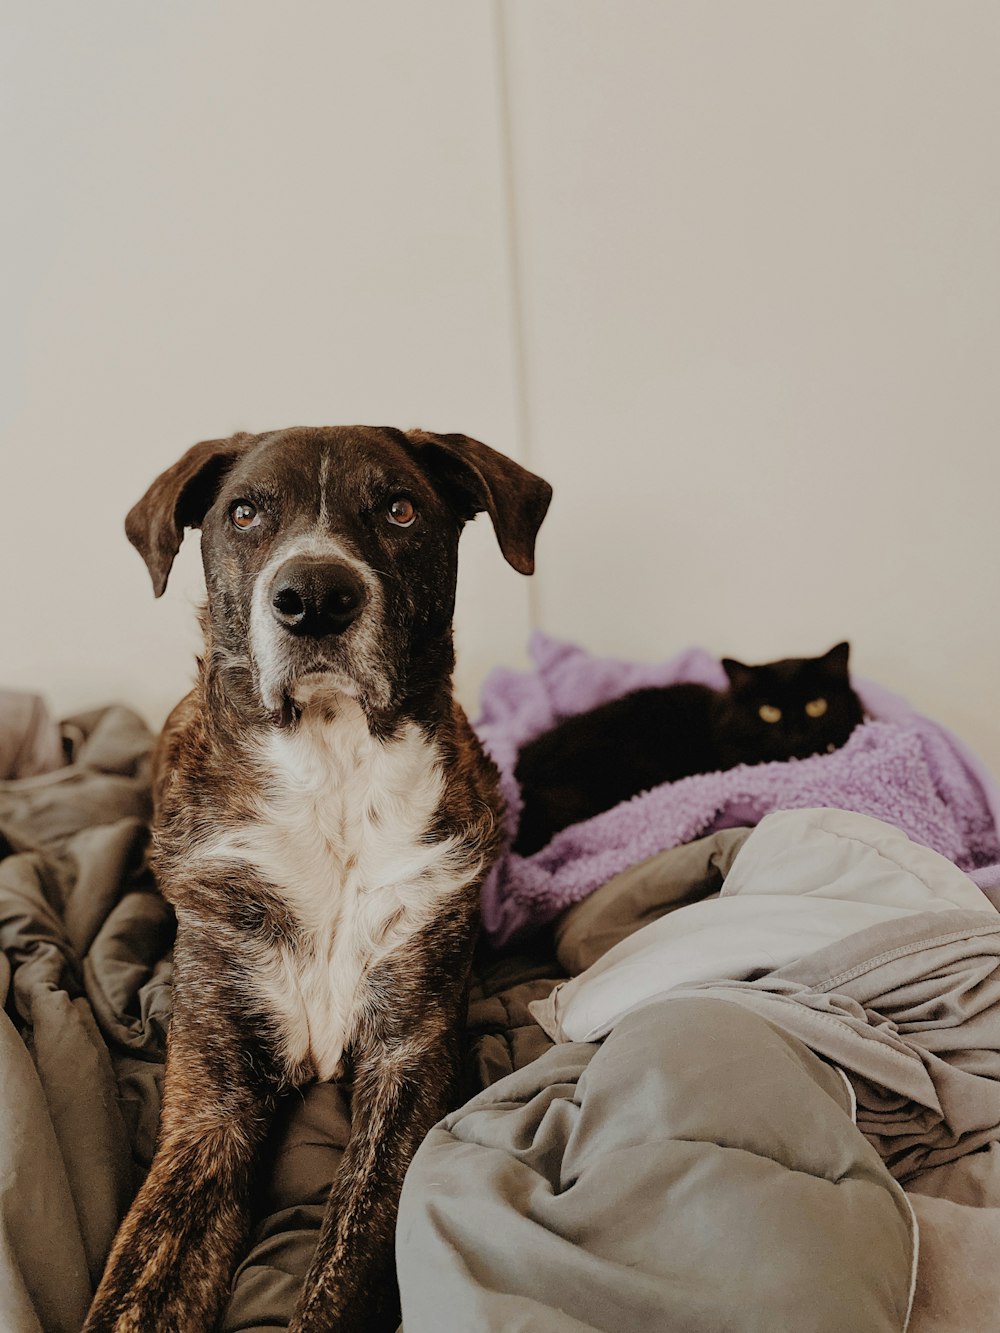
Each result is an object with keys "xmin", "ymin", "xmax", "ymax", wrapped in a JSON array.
[
  {"xmin": 758, "ymin": 704, "xmax": 782, "ymax": 724},
  {"xmin": 805, "ymin": 698, "xmax": 828, "ymax": 719}
]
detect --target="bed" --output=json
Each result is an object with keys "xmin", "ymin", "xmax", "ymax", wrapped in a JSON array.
[{"xmin": 2, "ymin": 642, "xmax": 1000, "ymax": 1332}]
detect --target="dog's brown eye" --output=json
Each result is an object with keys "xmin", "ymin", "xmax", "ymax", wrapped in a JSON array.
[
  {"xmin": 230, "ymin": 501, "xmax": 260, "ymax": 530},
  {"xmin": 805, "ymin": 697, "xmax": 828, "ymax": 718},
  {"xmin": 759, "ymin": 704, "xmax": 782, "ymax": 724},
  {"xmin": 386, "ymin": 496, "xmax": 416, "ymax": 528}
]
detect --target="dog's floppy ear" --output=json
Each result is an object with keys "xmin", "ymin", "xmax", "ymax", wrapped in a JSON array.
[
  {"xmin": 125, "ymin": 434, "xmax": 253, "ymax": 596},
  {"xmin": 404, "ymin": 430, "xmax": 552, "ymax": 574}
]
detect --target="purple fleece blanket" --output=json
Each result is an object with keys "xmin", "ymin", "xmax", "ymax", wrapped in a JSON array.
[{"xmin": 476, "ymin": 634, "xmax": 1000, "ymax": 945}]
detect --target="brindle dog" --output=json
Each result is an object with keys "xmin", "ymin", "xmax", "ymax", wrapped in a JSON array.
[{"xmin": 84, "ymin": 426, "xmax": 551, "ymax": 1333}]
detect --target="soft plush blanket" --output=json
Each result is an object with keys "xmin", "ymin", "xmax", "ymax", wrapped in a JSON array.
[{"xmin": 477, "ymin": 634, "xmax": 1000, "ymax": 944}]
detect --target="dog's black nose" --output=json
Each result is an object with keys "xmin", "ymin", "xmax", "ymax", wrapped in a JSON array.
[{"xmin": 270, "ymin": 559, "xmax": 367, "ymax": 637}]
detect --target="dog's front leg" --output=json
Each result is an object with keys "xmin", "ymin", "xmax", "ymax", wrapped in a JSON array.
[
  {"xmin": 85, "ymin": 947, "xmax": 277, "ymax": 1333},
  {"xmin": 291, "ymin": 1005, "xmax": 463, "ymax": 1333}
]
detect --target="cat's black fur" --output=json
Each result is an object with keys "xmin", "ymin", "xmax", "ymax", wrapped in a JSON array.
[{"xmin": 513, "ymin": 642, "xmax": 865, "ymax": 856}]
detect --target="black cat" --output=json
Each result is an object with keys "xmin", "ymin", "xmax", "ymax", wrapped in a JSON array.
[{"xmin": 513, "ymin": 642, "xmax": 865, "ymax": 856}]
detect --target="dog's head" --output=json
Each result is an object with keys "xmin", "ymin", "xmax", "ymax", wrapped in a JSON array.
[{"xmin": 126, "ymin": 425, "xmax": 552, "ymax": 722}]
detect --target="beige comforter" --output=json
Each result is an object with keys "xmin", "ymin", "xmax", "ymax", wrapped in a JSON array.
[{"xmin": 400, "ymin": 812, "xmax": 1000, "ymax": 1331}]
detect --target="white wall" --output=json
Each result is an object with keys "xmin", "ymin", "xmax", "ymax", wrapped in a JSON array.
[
  {"xmin": 501, "ymin": 1, "xmax": 1000, "ymax": 769},
  {"xmin": 1, "ymin": 2, "xmax": 531, "ymax": 721},
  {"xmin": 3, "ymin": 2, "xmax": 999, "ymax": 773}
]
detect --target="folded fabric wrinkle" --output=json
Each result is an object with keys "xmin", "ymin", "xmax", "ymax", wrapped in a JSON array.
[{"xmin": 0, "ymin": 690, "xmax": 66, "ymax": 780}]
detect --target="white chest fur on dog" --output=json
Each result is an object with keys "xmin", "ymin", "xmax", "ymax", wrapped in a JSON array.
[{"xmin": 196, "ymin": 698, "xmax": 479, "ymax": 1081}]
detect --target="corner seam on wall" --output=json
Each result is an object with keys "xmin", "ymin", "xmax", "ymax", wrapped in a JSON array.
[{"xmin": 492, "ymin": 0, "xmax": 543, "ymax": 630}]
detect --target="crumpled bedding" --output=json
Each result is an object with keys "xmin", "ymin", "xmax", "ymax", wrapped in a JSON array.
[
  {"xmin": 4, "ymin": 703, "xmax": 1000, "ymax": 1332},
  {"xmin": 534, "ymin": 810, "xmax": 992, "ymax": 1034},
  {"xmin": 0, "ymin": 706, "xmax": 158, "ymax": 1333},
  {"xmin": 398, "ymin": 997, "xmax": 918, "ymax": 1333},
  {"xmin": 401, "ymin": 811, "xmax": 1000, "ymax": 1331},
  {"xmin": 0, "ymin": 692, "xmax": 65, "ymax": 782},
  {"xmin": 0, "ymin": 706, "xmax": 356, "ymax": 1333},
  {"xmin": 0, "ymin": 706, "xmax": 558, "ymax": 1332},
  {"xmin": 477, "ymin": 634, "xmax": 1000, "ymax": 943},
  {"xmin": 532, "ymin": 808, "xmax": 1000, "ymax": 1181}
]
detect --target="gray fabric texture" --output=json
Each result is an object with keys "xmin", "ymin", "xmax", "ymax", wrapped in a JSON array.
[
  {"xmin": 0, "ymin": 709, "xmax": 563, "ymax": 1331},
  {"xmin": 0, "ymin": 985, "xmax": 91, "ymax": 1333},
  {"xmin": 542, "ymin": 812, "xmax": 1000, "ymax": 1182},
  {"xmin": 0, "ymin": 691, "xmax": 64, "ymax": 781},
  {"xmin": 0, "ymin": 704, "xmax": 156, "ymax": 1333},
  {"xmin": 3, "ymin": 709, "xmax": 985, "ymax": 1333},
  {"xmin": 609, "ymin": 908, "xmax": 1000, "ymax": 1182},
  {"xmin": 554, "ymin": 827, "xmax": 750, "ymax": 974},
  {"xmin": 397, "ymin": 996, "xmax": 916, "ymax": 1333}
]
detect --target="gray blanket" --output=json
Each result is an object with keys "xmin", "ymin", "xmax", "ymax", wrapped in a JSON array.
[
  {"xmin": 398, "ymin": 821, "xmax": 1000, "ymax": 1332},
  {"xmin": 398, "ymin": 997, "xmax": 916, "ymax": 1333},
  {"xmin": 3, "ymin": 708, "xmax": 995, "ymax": 1332},
  {"xmin": 0, "ymin": 691, "xmax": 65, "ymax": 781},
  {"xmin": 0, "ymin": 707, "xmax": 560, "ymax": 1332}
]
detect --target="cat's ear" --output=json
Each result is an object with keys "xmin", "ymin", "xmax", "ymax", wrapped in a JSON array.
[
  {"xmin": 821, "ymin": 641, "xmax": 851, "ymax": 676},
  {"xmin": 721, "ymin": 658, "xmax": 755, "ymax": 691}
]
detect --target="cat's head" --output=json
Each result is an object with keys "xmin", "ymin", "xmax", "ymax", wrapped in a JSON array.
[{"xmin": 718, "ymin": 641, "xmax": 864, "ymax": 765}]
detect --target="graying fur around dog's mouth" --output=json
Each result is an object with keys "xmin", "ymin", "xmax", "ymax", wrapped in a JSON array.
[{"xmin": 267, "ymin": 666, "xmax": 366, "ymax": 730}]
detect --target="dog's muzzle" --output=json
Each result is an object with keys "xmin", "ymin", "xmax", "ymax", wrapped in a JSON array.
[{"xmin": 270, "ymin": 558, "xmax": 368, "ymax": 639}]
